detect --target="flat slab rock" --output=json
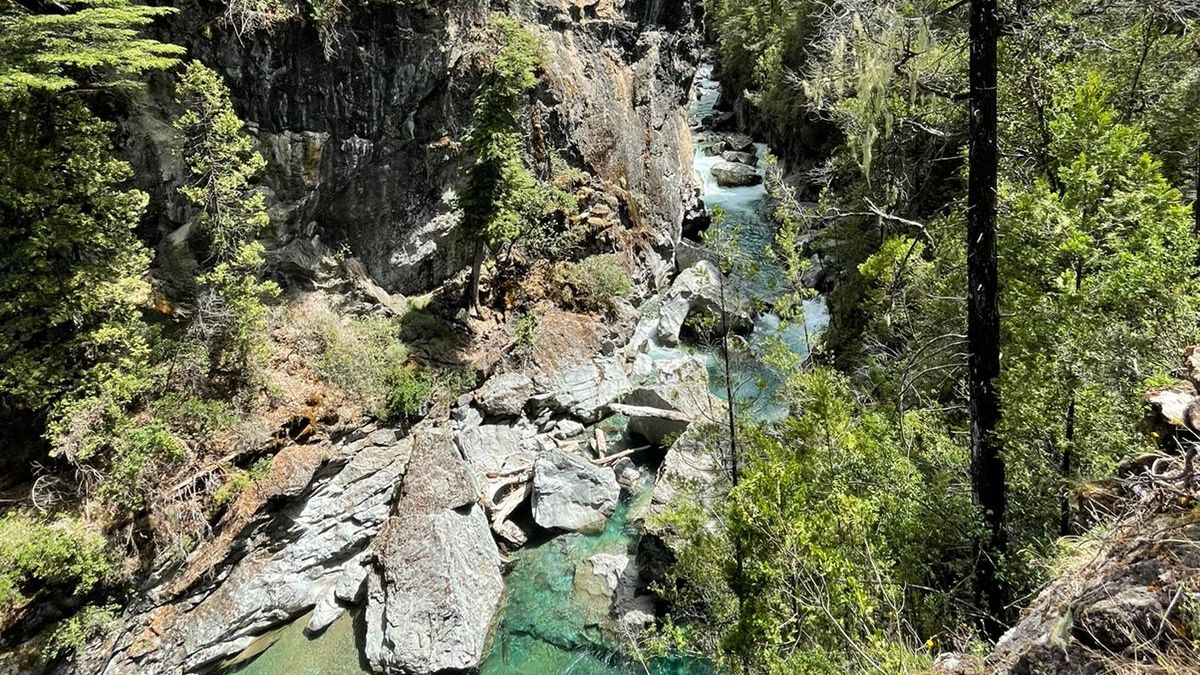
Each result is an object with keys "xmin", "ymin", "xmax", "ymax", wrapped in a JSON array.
[
  {"xmin": 532, "ymin": 450, "xmax": 619, "ymax": 533},
  {"xmin": 364, "ymin": 505, "xmax": 502, "ymax": 675},
  {"xmin": 364, "ymin": 427, "xmax": 504, "ymax": 675}
]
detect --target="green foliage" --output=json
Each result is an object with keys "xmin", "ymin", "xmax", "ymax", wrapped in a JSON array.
[
  {"xmin": 0, "ymin": 0, "xmax": 182, "ymax": 99},
  {"xmin": 459, "ymin": 18, "xmax": 542, "ymax": 259},
  {"xmin": 314, "ymin": 314, "xmax": 408, "ymax": 408},
  {"xmin": 511, "ymin": 311, "xmax": 537, "ymax": 361},
  {"xmin": 0, "ymin": 95, "xmax": 155, "ymax": 430},
  {"xmin": 998, "ymin": 74, "xmax": 1198, "ymax": 563},
  {"xmin": 383, "ymin": 366, "xmax": 433, "ymax": 425},
  {"xmin": 176, "ymin": 61, "xmax": 279, "ymax": 378},
  {"xmin": 210, "ymin": 456, "xmax": 272, "ymax": 510},
  {"xmin": 656, "ymin": 369, "xmax": 973, "ymax": 671},
  {"xmin": 563, "ymin": 254, "xmax": 632, "ymax": 311},
  {"xmin": 42, "ymin": 603, "xmax": 118, "ymax": 662},
  {"xmin": 0, "ymin": 514, "xmax": 113, "ymax": 611}
]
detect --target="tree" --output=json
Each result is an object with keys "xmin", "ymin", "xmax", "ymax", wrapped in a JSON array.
[
  {"xmin": 0, "ymin": 95, "xmax": 154, "ymax": 430},
  {"xmin": 966, "ymin": 0, "xmax": 1007, "ymax": 632},
  {"xmin": 0, "ymin": 0, "xmax": 182, "ymax": 100},
  {"xmin": 459, "ymin": 17, "xmax": 541, "ymax": 311},
  {"xmin": 175, "ymin": 61, "xmax": 278, "ymax": 379},
  {"xmin": 1000, "ymin": 73, "xmax": 1198, "ymax": 550}
]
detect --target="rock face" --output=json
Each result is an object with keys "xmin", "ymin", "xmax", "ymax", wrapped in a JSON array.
[
  {"xmin": 981, "ymin": 514, "xmax": 1200, "ymax": 674},
  {"xmin": 127, "ymin": 0, "xmax": 705, "ymax": 295},
  {"xmin": 532, "ymin": 450, "xmax": 620, "ymax": 533},
  {"xmin": 710, "ymin": 160, "xmax": 762, "ymax": 187},
  {"xmin": 364, "ymin": 427, "xmax": 503, "ymax": 674},
  {"xmin": 93, "ymin": 425, "xmax": 412, "ymax": 674}
]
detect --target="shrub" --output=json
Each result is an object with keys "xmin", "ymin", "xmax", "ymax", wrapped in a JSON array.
[
  {"xmin": 42, "ymin": 604, "xmax": 118, "ymax": 662},
  {"xmin": 511, "ymin": 311, "xmax": 537, "ymax": 361},
  {"xmin": 383, "ymin": 366, "xmax": 433, "ymax": 426},
  {"xmin": 0, "ymin": 514, "xmax": 113, "ymax": 611},
  {"xmin": 564, "ymin": 254, "xmax": 631, "ymax": 310},
  {"xmin": 210, "ymin": 456, "xmax": 273, "ymax": 511},
  {"xmin": 313, "ymin": 314, "xmax": 408, "ymax": 409}
]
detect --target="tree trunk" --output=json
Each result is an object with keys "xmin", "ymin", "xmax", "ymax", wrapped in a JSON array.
[
  {"xmin": 469, "ymin": 239, "xmax": 486, "ymax": 312},
  {"xmin": 968, "ymin": 0, "xmax": 1008, "ymax": 635},
  {"xmin": 1060, "ymin": 395, "xmax": 1076, "ymax": 536}
]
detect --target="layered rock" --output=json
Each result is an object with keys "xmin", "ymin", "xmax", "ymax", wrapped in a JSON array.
[
  {"xmin": 978, "ymin": 514, "xmax": 1200, "ymax": 673},
  {"xmin": 94, "ymin": 425, "xmax": 412, "ymax": 674},
  {"xmin": 363, "ymin": 427, "xmax": 503, "ymax": 675}
]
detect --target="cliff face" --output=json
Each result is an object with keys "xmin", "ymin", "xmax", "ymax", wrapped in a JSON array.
[{"xmin": 124, "ymin": 0, "xmax": 704, "ymax": 293}]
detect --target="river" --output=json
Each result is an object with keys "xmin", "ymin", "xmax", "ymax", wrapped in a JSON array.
[{"xmin": 226, "ymin": 62, "xmax": 826, "ymax": 675}]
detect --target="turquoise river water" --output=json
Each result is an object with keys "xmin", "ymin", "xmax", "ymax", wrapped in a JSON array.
[{"xmin": 226, "ymin": 64, "xmax": 826, "ymax": 675}]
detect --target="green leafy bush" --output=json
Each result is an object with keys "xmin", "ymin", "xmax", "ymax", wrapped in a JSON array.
[
  {"xmin": 210, "ymin": 456, "xmax": 273, "ymax": 511},
  {"xmin": 564, "ymin": 254, "xmax": 631, "ymax": 311},
  {"xmin": 0, "ymin": 514, "xmax": 112, "ymax": 611},
  {"xmin": 42, "ymin": 604, "xmax": 118, "ymax": 662}
]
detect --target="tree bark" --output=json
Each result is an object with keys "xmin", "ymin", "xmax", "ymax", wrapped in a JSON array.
[
  {"xmin": 968, "ymin": 0, "xmax": 1008, "ymax": 635},
  {"xmin": 468, "ymin": 239, "xmax": 485, "ymax": 312}
]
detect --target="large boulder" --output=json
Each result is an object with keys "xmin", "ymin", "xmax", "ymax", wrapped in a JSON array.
[
  {"xmin": 987, "ymin": 515, "xmax": 1200, "ymax": 673},
  {"xmin": 710, "ymin": 161, "xmax": 761, "ymax": 187},
  {"xmin": 720, "ymin": 150, "xmax": 757, "ymax": 166},
  {"xmin": 473, "ymin": 372, "xmax": 534, "ymax": 418},
  {"xmin": 723, "ymin": 132, "xmax": 754, "ymax": 152},
  {"xmin": 532, "ymin": 450, "xmax": 619, "ymax": 533},
  {"xmin": 609, "ymin": 403, "xmax": 692, "ymax": 446},
  {"xmin": 364, "ymin": 505, "xmax": 502, "ymax": 674},
  {"xmin": 536, "ymin": 357, "xmax": 632, "ymax": 422},
  {"xmin": 364, "ymin": 428, "xmax": 503, "ymax": 675},
  {"xmin": 655, "ymin": 261, "xmax": 750, "ymax": 347},
  {"xmin": 645, "ymin": 422, "xmax": 726, "ymax": 518}
]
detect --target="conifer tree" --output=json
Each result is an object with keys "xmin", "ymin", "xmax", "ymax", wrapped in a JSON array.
[
  {"xmin": 0, "ymin": 96, "xmax": 154, "ymax": 422},
  {"xmin": 175, "ymin": 61, "xmax": 278, "ymax": 380},
  {"xmin": 0, "ymin": 0, "xmax": 182, "ymax": 99},
  {"xmin": 459, "ymin": 18, "xmax": 541, "ymax": 311}
]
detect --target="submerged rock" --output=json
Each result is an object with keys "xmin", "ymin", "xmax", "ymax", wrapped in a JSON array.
[
  {"xmin": 710, "ymin": 161, "xmax": 762, "ymax": 187},
  {"xmin": 532, "ymin": 450, "xmax": 619, "ymax": 533},
  {"xmin": 364, "ymin": 428, "xmax": 503, "ymax": 675}
]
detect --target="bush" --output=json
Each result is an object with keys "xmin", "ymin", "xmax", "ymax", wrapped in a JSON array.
[
  {"xmin": 42, "ymin": 604, "xmax": 118, "ymax": 662},
  {"xmin": 0, "ymin": 514, "xmax": 113, "ymax": 611},
  {"xmin": 210, "ymin": 456, "xmax": 273, "ymax": 511},
  {"xmin": 313, "ymin": 314, "xmax": 408, "ymax": 409},
  {"xmin": 564, "ymin": 254, "xmax": 631, "ymax": 311},
  {"xmin": 383, "ymin": 366, "xmax": 433, "ymax": 426}
]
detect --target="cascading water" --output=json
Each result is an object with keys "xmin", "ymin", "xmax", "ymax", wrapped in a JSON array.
[{"xmin": 226, "ymin": 61, "xmax": 826, "ymax": 675}]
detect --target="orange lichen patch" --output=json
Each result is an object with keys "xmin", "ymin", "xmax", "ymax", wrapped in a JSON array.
[
  {"xmin": 526, "ymin": 306, "xmax": 603, "ymax": 374},
  {"xmin": 126, "ymin": 605, "xmax": 182, "ymax": 659}
]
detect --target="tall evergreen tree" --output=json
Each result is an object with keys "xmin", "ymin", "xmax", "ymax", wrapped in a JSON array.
[
  {"xmin": 175, "ymin": 61, "xmax": 278, "ymax": 379},
  {"xmin": 459, "ymin": 17, "xmax": 541, "ymax": 311},
  {"xmin": 0, "ymin": 96, "xmax": 153, "ymax": 426}
]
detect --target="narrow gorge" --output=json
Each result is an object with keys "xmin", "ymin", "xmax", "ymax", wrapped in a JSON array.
[{"xmin": 5, "ymin": 1, "xmax": 1200, "ymax": 674}]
